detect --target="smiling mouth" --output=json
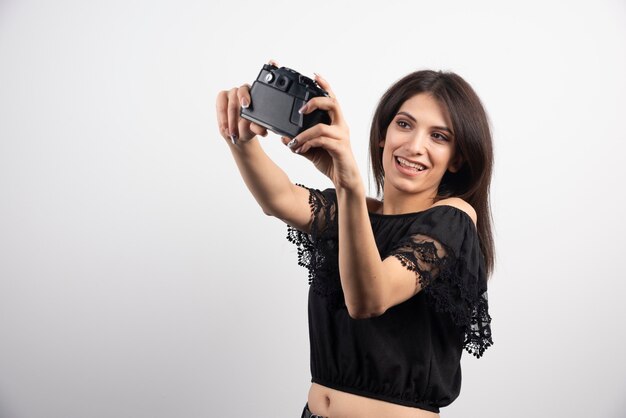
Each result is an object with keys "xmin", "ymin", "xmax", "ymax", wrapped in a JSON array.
[{"xmin": 395, "ymin": 156, "xmax": 427, "ymax": 173}]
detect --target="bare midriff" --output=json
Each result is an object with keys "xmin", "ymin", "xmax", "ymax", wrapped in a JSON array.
[{"xmin": 308, "ymin": 383, "xmax": 440, "ymax": 418}]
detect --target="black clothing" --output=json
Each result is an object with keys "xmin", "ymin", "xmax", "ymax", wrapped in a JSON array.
[
  {"xmin": 286, "ymin": 185, "xmax": 493, "ymax": 413},
  {"xmin": 301, "ymin": 403, "xmax": 325, "ymax": 418}
]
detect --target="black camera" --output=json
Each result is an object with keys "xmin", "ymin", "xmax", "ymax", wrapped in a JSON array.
[{"xmin": 240, "ymin": 64, "xmax": 331, "ymax": 139}]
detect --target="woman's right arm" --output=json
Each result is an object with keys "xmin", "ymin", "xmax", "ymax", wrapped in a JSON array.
[{"xmin": 216, "ymin": 85, "xmax": 313, "ymax": 233}]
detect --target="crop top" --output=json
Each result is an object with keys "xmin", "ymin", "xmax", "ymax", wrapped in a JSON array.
[{"xmin": 286, "ymin": 185, "xmax": 493, "ymax": 413}]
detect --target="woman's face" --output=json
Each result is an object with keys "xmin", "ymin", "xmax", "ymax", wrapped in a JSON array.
[{"xmin": 379, "ymin": 93, "xmax": 461, "ymax": 199}]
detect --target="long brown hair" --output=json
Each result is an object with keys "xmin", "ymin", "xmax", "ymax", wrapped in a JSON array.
[{"xmin": 368, "ymin": 70, "xmax": 495, "ymax": 276}]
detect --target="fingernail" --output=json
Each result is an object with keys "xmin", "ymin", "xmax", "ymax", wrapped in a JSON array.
[
  {"xmin": 230, "ymin": 134, "xmax": 238, "ymax": 145},
  {"xmin": 314, "ymin": 72, "xmax": 322, "ymax": 79},
  {"xmin": 298, "ymin": 104, "xmax": 307, "ymax": 114},
  {"xmin": 287, "ymin": 138, "xmax": 298, "ymax": 148},
  {"xmin": 241, "ymin": 98, "xmax": 249, "ymax": 108}
]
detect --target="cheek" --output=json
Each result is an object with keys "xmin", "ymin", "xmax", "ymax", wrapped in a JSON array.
[
  {"xmin": 381, "ymin": 142, "xmax": 392, "ymax": 161},
  {"xmin": 381, "ymin": 150, "xmax": 391, "ymax": 172},
  {"xmin": 432, "ymin": 148, "xmax": 455, "ymax": 168}
]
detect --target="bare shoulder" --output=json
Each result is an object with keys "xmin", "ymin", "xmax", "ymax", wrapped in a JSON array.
[{"xmin": 432, "ymin": 197, "xmax": 477, "ymax": 226}]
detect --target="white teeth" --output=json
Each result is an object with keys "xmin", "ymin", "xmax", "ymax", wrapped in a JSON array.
[{"xmin": 397, "ymin": 157, "xmax": 426, "ymax": 171}]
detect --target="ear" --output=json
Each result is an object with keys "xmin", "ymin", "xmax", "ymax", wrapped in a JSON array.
[
  {"xmin": 379, "ymin": 139, "xmax": 385, "ymax": 148},
  {"xmin": 448, "ymin": 153, "xmax": 463, "ymax": 173}
]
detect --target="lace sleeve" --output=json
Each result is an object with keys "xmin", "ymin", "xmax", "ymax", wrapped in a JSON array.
[
  {"xmin": 285, "ymin": 185, "xmax": 342, "ymax": 302},
  {"xmin": 389, "ymin": 206, "xmax": 493, "ymax": 358}
]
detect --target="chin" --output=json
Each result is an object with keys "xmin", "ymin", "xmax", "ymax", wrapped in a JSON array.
[{"xmin": 388, "ymin": 175, "xmax": 440, "ymax": 195}]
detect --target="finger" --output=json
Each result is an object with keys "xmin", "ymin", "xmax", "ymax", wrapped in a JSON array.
[
  {"xmin": 282, "ymin": 135, "xmax": 321, "ymax": 162},
  {"xmin": 314, "ymin": 73, "xmax": 335, "ymax": 98},
  {"xmin": 237, "ymin": 84, "xmax": 252, "ymax": 109},
  {"xmin": 281, "ymin": 136, "xmax": 292, "ymax": 146},
  {"xmin": 268, "ymin": 58, "xmax": 279, "ymax": 66},
  {"xmin": 287, "ymin": 124, "xmax": 339, "ymax": 151},
  {"xmin": 295, "ymin": 136, "xmax": 340, "ymax": 155},
  {"xmin": 216, "ymin": 90, "xmax": 230, "ymax": 138},
  {"xmin": 250, "ymin": 122, "xmax": 268, "ymax": 137},
  {"xmin": 238, "ymin": 116, "xmax": 252, "ymax": 140},
  {"xmin": 226, "ymin": 88, "xmax": 240, "ymax": 141},
  {"xmin": 299, "ymin": 96, "xmax": 344, "ymax": 124},
  {"xmin": 300, "ymin": 96, "xmax": 340, "ymax": 113}
]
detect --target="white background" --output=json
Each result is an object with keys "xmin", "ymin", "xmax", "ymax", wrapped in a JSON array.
[{"xmin": 1, "ymin": 0, "xmax": 625, "ymax": 417}]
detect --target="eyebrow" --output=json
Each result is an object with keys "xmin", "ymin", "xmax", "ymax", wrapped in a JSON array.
[{"xmin": 395, "ymin": 111, "xmax": 455, "ymax": 136}]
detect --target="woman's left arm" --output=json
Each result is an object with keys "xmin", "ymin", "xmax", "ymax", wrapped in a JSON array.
[
  {"xmin": 336, "ymin": 187, "xmax": 435, "ymax": 318},
  {"xmin": 290, "ymin": 75, "xmax": 421, "ymax": 319}
]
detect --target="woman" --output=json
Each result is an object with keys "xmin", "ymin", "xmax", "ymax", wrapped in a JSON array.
[{"xmin": 216, "ymin": 63, "xmax": 494, "ymax": 418}]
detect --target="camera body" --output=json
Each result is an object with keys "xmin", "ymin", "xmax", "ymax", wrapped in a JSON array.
[{"xmin": 240, "ymin": 64, "xmax": 331, "ymax": 139}]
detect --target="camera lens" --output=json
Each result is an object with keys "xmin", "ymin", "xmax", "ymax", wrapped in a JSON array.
[{"xmin": 277, "ymin": 76, "xmax": 287, "ymax": 87}]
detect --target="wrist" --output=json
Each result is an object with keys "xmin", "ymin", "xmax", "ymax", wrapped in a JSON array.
[
  {"xmin": 335, "ymin": 181, "xmax": 366, "ymax": 200},
  {"xmin": 335, "ymin": 164, "xmax": 365, "ymax": 196},
  {"xmin": 228, "ymin": 136, "xmax": 259, "ymax": 154}
]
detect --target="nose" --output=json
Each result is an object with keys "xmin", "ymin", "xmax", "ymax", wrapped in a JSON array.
[{"xmin": 405, "ymin": 131, "xmax": 429, "ymax": 155}]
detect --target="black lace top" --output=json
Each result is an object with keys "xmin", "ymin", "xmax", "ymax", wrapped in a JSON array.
[{"xmin": 286, "ymin": 185, "xmax": 493, "ymax": 413}]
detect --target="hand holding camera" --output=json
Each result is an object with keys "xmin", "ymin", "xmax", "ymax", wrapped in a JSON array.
[
  {"xmin": 215, "ymin": 82, "xmax": 266, "ymax": 146},
  {"xmin": 216, "ymin": 60, "xmax": 332, "ymax": 146},
  {"xmin": 280, "ymin": 72, "xmax": 362, "ymax": 192},
  {"xmin": 240, "ymin": 63, "xmax": 331, "ymax": 139},
  {"xmin": 216, "ymin": 61, "xmax": 362, "ymax": 192}
]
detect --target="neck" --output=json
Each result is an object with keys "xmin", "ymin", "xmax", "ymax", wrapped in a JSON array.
[{"xmin": 379, "ymin": 185, "xmax": 438, "ymax": 215}]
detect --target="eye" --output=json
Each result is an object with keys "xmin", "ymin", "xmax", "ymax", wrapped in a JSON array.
[
  {"xmin": 396, "ymin": 120, "xmax": 411, "ymax": 129},
  {"xmin": 432, "ymin": 132, "xmax": 449, "ymax": 141}
]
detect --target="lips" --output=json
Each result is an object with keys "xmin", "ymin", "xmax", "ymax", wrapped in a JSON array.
[{"xmin": 395, "ymin": 156, "xmax": 428, "ymax": 173}]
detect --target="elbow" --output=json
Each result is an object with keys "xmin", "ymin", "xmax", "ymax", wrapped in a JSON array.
[
  {"xmin": 262, "ymin": 206, "xmax": 277, "ymax": 217},
  {"xmin": 345, "ymin": 291, "xmax": 389, "ymax": 320},
  {"xmin": 346, "ymin": 303, "xmax": 387, "ymax": 320}
]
